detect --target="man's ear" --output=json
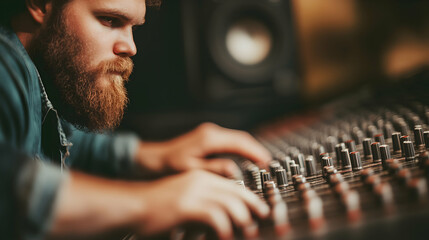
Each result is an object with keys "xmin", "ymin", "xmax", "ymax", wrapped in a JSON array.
[{"xmin": 26, "ymin": 0, "xmax": 53, "ymax": 24}]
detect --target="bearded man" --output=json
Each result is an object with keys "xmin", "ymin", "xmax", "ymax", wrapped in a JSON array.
[{"xmin": 0, "ymin": 0, "xmax": 272, "ymax": 239}]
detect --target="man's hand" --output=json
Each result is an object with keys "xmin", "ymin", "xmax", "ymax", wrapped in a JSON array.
[
  {"xmin": 135, "ymin": 123, "xmax": 271, "ymax": 178},
  {"xmin": 136, "ymin": 170, "xmax": 270, "ymax": 239},
  {"xmin": 49, "ymin": 170, "xmax": 270, "ymax": 240}
]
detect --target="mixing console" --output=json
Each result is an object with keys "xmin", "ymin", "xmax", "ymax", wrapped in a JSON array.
[
  {"xmin": 241, "ymin": 79, "xmax": 429, "ymax": 239},
  {"xmin": 126, "ymin": 77, "xmax": 429, "ymax": 240}
]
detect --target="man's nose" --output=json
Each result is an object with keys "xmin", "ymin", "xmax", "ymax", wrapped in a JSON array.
[{"xmin": 114, "ymin": 31, "xmax": 137, "ymax": 57}]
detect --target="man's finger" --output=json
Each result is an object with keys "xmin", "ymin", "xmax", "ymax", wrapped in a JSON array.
[
  {"xmin": 199, "ymin": 127, "xmax": 271, "ymax": 168},
  {"xmin": 220, "ymin": 182, "xmax": 270, "ymax": 220},
  {"xmin": 216, "ymin": 195, "xmax": 253, "ymax": 229},
  {"xmin": 194, "ymin": 207, "xmax": 233, "ymax": 240},
  {"xmin": 201, "ymin": 158, "xmax": 242, "ymax": 178}
]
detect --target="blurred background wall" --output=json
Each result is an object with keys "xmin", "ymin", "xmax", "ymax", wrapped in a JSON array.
[{"xmin": 120, "ymin": 0, "xmax": 429, "ymax": 140}]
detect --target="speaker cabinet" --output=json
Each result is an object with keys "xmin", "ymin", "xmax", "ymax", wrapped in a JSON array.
[{"xmin": 182, "ymin": 0, "xmax": 300, "ymax": 107}]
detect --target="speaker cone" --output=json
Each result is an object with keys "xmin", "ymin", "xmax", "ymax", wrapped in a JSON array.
[{"xmin": 226, "ymin": 18, "xmax": 273, "ymax": 66}]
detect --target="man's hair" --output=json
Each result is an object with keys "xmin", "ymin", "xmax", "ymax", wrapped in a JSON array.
[{"xmin": 0, "ymin": 0, "xmax": 162, "ymax": 24}]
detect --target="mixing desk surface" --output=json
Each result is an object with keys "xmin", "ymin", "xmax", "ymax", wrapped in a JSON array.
[{"xmin": 240, "ymin": 76, "xmax": 429, "ymax": 239}]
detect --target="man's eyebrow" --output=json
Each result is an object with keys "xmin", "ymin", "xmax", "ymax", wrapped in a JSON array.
[{"xmin": 93, "ymin": 9, "xmax": 146, "ymax": 25}]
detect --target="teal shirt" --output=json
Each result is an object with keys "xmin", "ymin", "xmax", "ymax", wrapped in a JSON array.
[{"xmin": 0, "ymin": 25, "xmax": 139, "ymax": 239}]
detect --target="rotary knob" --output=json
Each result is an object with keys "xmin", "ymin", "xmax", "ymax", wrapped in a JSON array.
[
  {"xmin": 345, "ymin": 140, "xmax": 357, "ymax": 152},
  {"xmin": 276, "ymin": 169, "xmax": 289, "ymax": 189},
  {"xmin": 350, "ymin": 151, "xmax": 363, "ymax": 171},
  {"xmin": 391, "ymin": 132, "xmax": 402, "ymax": 153},
  {"xmin": 340, "ymin": 149, "xmax": 352, "ymax": 169},
  {"xmin": 290, "ymin": 160, "xmax": 300, "ymax": 176},
  {"xmin": 403, "ymin": 141, "xmax": 416, "ymax": 161},
  {"xmin": 414, "ymin": 127, "xmax": 424, "ymax": 147},
  {"xmin": 424, "ymin": 131, "xmax": 429, "ymax": 149},
  {"xmin": 400, "ymin": 135, "xmax": 410, "ymax": 157},
  {"xmin": 305, "ymin": 156, "xmax": 317, "ymax": 177},
  {"xmin": 362, "ymin": 138, "xmax": 373, "ymax": 159},
  {"xmin": 374, "ymin": 134, "xmax": 385, "ymax": 145},
  {"xmin": 335, "ymin": 143, "xmax": 346, "ymax": 166},
  {"xmin": 371, "ymin": 142, "xmax": 381, "ymax": 163}
]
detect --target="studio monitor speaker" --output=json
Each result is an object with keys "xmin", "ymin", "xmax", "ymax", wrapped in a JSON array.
[{"xmin": 181, "ymin": 0, "xmax": 299, "ymax": 108}]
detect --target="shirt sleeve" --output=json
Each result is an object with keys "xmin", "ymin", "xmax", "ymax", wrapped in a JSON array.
[
  {"xmin": 65, "ymin": 124, "xmax": 140, "ymax": 178},
  {"xmin": 0, "ymin": 144, "xmax": 67, "ymax": 240},
  {"xmin": 0, "ymin": 35, "xmax": 67, "ymax": 240}
]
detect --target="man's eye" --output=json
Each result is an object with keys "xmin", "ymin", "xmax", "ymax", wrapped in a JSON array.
[{"xmin": 98, "ymin": 16, "xmax": 121, "ymax": 28}]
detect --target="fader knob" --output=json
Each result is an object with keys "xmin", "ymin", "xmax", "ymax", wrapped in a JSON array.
[
  {"xmin": 335, "ymin": 143, "xmax": 346, "ymax": 166},
  {"xmin": 371, "ymin": 142, "xmax": 381, "ymax": 163},
  {"xmin": 261, "ymin": 171, "xmax": 271, "ymax": 190},
  {"xmin": 424, "ymin": 131, "xmax": 429, "ymax": 149},
  {"xmin": 340, "ymin": 149, "xmax": 352, "ymax": 169},
  {"xmin": 305, "ymin": 156, "xmax": 316, "ymax": 177},
  {"xmin": 305, "ymin": 196, "xmax": 324, "ymax": 230},
  {"xmin": 397, "ymin": 169, "xmax": 411, "ymax": 185},
  {"xmin": 374, "ymin": 134, "xmax": 385, "ymax": 145},
  {"xmin": 276, "ymin": 169, "xmax": 289, "ymax": 189},
  {"xmin": 295, "ymin": 153, "xmax": 306, "ymax": 174},
  {"xmin": 403, "ymin": 141, "xmax": 416, "ymax": 161},
  {"xmin": 329, "ymin": 173, "xmax": 344, "ymax": 186},
  {"xmin": 399, "ymin": 121, "xmax": 410, "ymax": 136},
  {"xmin": 290, "ymin": 161, "xmax": 300, "ymax": 176},
  {"xmin": 388, "ymin": 161, "xmax": 402, "ymax": 175},
  {"xmin": 301, "ymin": 189, "xmax": 317, "ymax": 202},
  {"xmin": 264, "ymin": 180, "xmax": 276, "ymax": 190},
  {"xmin": 414, "ymin": 127, "xmax": 424, "ymax": 146},
  {"xmin": 383, "ymin": 122, "xmax": 394, "ymax": 140},
  {"xmin": 338, "ymin": 131, "xmax": 351, "ymax": 143},
  {"xmin": 380, "ymin": 145, "xmax": 391, "ymax": 161},
  {"xmin": 352, "ymin": 130, "xmax": 364, "ymax": 145},
  {"xmin": 269, "ymin": 161, "xmax": 281, "ymax": 174},
  {"xmin": 319, "ymin": 152, "xmax": 329, "ymax": 165},
  {"xmin": 263, "ymin": 181, "xmax": 277, "ymax": 194},
  {"xmin": 293, "ymin": 175, "xmax": 307, "ymax": 191},
  {"xmin": 323, "ymin": 166, "xmax": 336, "ymax": 179},
  {"xmin": 360, "ymin": 168, "xmax": 374, "ymax": 182},
  {"xmin": 363, "ymin": 138, "xmax": 372, "ymax": 159},
  {"xmin": 419, "ymin": 151, "xmax": 429, "ymax": 170},
  {"xmin": 297, "ymin": 182, "xmax": 312, "ymax": 192},
  {"xmin": 392, "ymin": 132, "xmax": 402, "ymax": 153},
  {"xmin": 325, "ymin": 136, "xmax": 337, "ymax": 153},
  {"xmin": 400, "ymin": 135, "xmax": 410, "ymax": 156},
  {"xmin": 260, "ymin": 169, "xmax": 267, "ymax": 184},
  {"xmin": 278, "ymin": 156, "xmax": 291, "ymax": 174},
  {"xmin": 350, "ymin": 151, "xmax": 363, "ymax": 171},
  {"xmin": 407, "ymin": 178, "xmax": 428, "ymax": 201},
  {"xmin": 312, "ymin": 144, "xmax": 325, "ymax": 161},
  {"xmin": 367, "ymin": 125, "xmax": 378, "ymax": 139},
  {"xmin": 321, "ymin": 156, "xmax": 333, "ymax": 168},
  {"xmin": 341, "ymin": 190, "xmax": 361, "ymax": 222},
  {"xmin": 374, "ymin": 183, "xmax": 394, "ymax": 207},
  {"xmin": 365, "ymin": 175, "xmax": 381, "ymax": 190},
  {"xmin": 380, "ymin": 145, "xmax": 391, "ymax": 169},
  {"xmin": 334, "ymin": 182, "xmax": 350, "ymax": 195},
  {"xmin": 345, "ymin": 140, "xmax": 357, "ymax": 152},
  {"xmin": 271, "ymin": 200, "xmax": 289, "ymax": 236}
]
